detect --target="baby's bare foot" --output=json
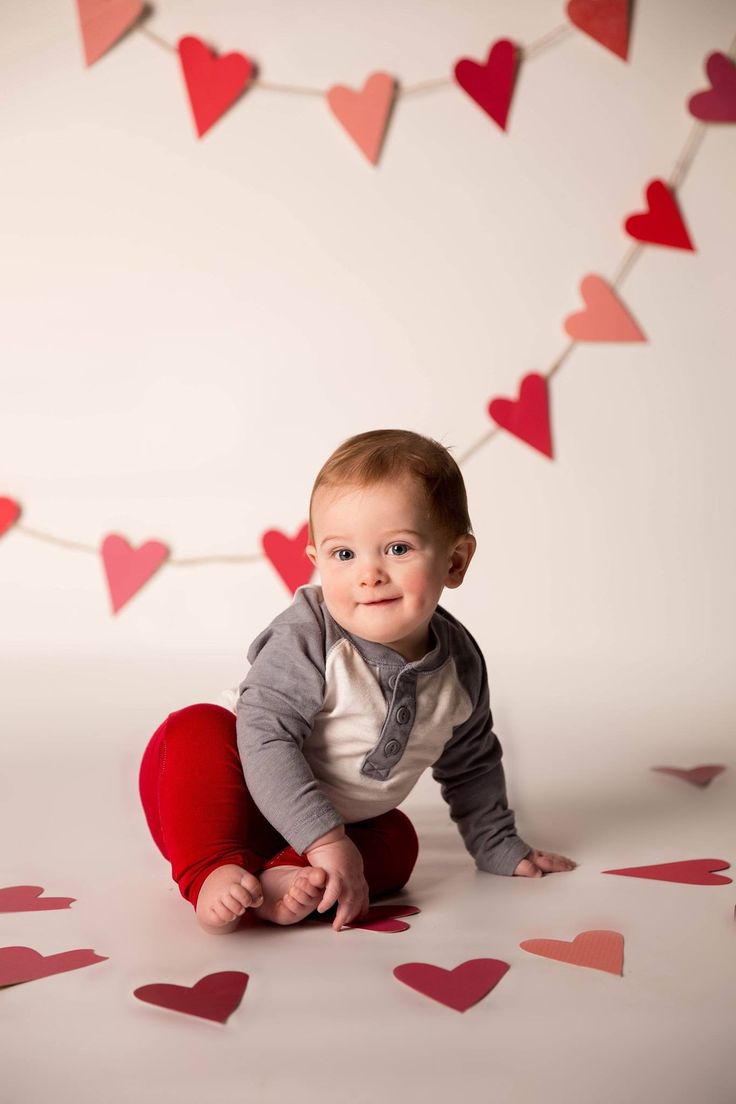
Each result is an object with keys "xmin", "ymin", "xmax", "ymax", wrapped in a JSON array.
[
  {"xmin": 196, "ymin": 864, "xmax": 263, "ymax": 934},
  {"xmin": 257, "ymin": 865, "xmax": 328, "ymax": 926}
]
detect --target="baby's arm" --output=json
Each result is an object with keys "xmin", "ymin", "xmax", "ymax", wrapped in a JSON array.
[{"xmin": 304, "ymin": 826, "xmax": 370, "ymax": 931}]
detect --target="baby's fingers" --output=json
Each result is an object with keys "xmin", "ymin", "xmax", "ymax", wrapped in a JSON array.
[
  {"xmin": 533, "ymin": 851, "xmax": 577, "ymax": 873},
  {"xmin": 317, "ymin": 873, "xmax": 341, "ymax": 914}
]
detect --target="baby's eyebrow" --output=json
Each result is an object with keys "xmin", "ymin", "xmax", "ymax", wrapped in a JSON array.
[{"xmin": 320, "ymin": 529, "xmax": 423, "ymax": 548}]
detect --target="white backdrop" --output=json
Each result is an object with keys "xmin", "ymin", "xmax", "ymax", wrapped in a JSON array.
[{"xmin": 2, "ymin": 0, "xmax": 734, "ymax": 791}]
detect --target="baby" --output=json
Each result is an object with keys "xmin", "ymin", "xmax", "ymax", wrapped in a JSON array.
[{"xmin": 139, "ymin": 429, "xmax": 576, "ymax": 934}]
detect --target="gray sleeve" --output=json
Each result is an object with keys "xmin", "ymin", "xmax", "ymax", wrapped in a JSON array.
[
  {"xmin": 431, "ymin": 640, "xmax": 532, "ymax": 876},
  {"xmin": 235, "ymin": 594, "xmax": 343, "ymax": 854}
]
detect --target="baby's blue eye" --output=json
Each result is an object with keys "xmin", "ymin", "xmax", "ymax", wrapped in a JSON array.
[
  {"xmin": 333, "ymin": 549, "xmax": 354, "ymax": 561},
  {"xmin": 389, "ymin": 543, "xmax": 409, "ymax": 556}
]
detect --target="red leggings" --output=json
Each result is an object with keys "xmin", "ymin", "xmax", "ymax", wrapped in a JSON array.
[{"xmin": 138, "ymin": 703, "xmax": 419, "ymax": 908}]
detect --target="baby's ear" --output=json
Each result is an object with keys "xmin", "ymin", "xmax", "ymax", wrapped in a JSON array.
[{"xmin": 305, "ymin": 544, "xmax": 318, "ymax": 566}]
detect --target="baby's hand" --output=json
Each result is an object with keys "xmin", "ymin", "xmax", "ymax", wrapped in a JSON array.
[
  {"xmin": 513, "ymin": 849, "xmax": 577, "ymax": 877},
  {"xmin": 305, "ymin": 833, "xmax": 370, "ymax": 931}
]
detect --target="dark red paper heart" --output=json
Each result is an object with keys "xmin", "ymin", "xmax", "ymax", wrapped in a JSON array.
[
  {"xmin": 0, "ymin": 886, "xmax": 76, "ymax": 913},
  {"xmin": 178, "ymin": 36, "xmax": 253, "ymax": 138},
  {"xmin": 393, "ymin": 958, "xmax": 509, "ymax": 1012},
  {"xmin": 488, "ymin": 373, "xmax": 553, "ymax": 458},
  {"xmin": 262, "ymin": 522, "xmax": 314, "ymax": 595},
  {"xmin": 624, "ymin": 179, "xmax": 695, "ymax": 251},
  {"xmin": 566, "ymin": 0, "xmax": 631, "ymax": 61},
  {"xmin": 652, "ymin": 764, "xmax": 725, "ymax": 787},
  {"xmin": 688, "ymin": 51, "xmax": 736, "ymax": 123},
  {"xmin": 0, "ymin": 946, "xmax": 107, "ymax": 987},
  {"xmin": 602, "ymin": 858, "xmax": 731, "ymax": 885},
  {"xmin": 133, "ymin": 971, "xmax": 248, "ymax": 1023},
  {"xmin": 346, "ymin": 904, "xmax": 420, "ymax": 933},
  {"xmin": 453, "ymin": 39, "xmax": 518, "ymax": 131}
]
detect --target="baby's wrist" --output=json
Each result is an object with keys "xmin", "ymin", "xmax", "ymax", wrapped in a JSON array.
[{"xmin": 305, "ymin": 824, "xmax": 345, "ymax": 852}]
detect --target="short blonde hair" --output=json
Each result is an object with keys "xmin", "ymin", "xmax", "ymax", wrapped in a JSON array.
[{"xmin": 308, "ymin": 429, "xmax": 473, "ymax": 547}]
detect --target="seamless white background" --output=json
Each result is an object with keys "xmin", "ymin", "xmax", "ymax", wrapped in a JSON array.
[{"xmin": 1, "ymin": 2, "xmax": 735, "ymax": 1102}]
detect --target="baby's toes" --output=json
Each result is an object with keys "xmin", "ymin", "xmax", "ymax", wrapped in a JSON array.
[{"xmin": 212, "ymin": 900, "xmax": 239, "ymax": 923}]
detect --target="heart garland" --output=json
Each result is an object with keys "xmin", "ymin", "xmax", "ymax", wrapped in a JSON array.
[
  {"xmin": 326, "ymin": 72, "xmax": 397, "ymax": 164},
  {"xmin": 177, "ymin": 35, "xmax": 254, "ymax": 138},
  {"xmin": 687, "ymin": 51, "xmax": 736, "ymax": 123},
  {"xmin": 75, "ymin": 0, "xmax": 143, "ymax": 67},
  {"xmin": 453, "ymin": 39, "xmax": 519, "ymax": 131}
]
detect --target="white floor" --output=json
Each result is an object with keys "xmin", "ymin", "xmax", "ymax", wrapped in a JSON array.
[{"xmin": 2, "ymin": 657, "xmax": 734, "ymax": 1104}]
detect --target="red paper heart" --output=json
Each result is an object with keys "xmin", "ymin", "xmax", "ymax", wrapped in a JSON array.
[
  {"xmin": 326, "ymin": 72, "xmax": 397, "ymax": 164},
  {"xmin": 262, "ymin": 522, "xmax": 314, "ymax": 595},
  {"xmin": 346, "ymin": 904, "xmax": 420, "ymax": 933},
  {"xmin": 394, "ymin": 958, "xmax": 509, "ymax": 1012},
  {"xmin": 0, "ymin": 946, "xmax": 107, "ymax": 987},
  {"xmin": 520, "ymin": 930, "xmax": 624, "ymax": 975},
  {"xmin": 75, "ymin": 0, "xmax": 143, "ymax": 67},
  {"xmin": 488, "ymin": 373, "xmax": 553, "ymax": 458},
  {"xmin": 624, "ymin": 179, "xmax": 695, "ymax": 251},
  {"xmin": 178, "ymin": 36, "xmax": 254, "ymax": 138},
  {"xmin": 652, "ymin": 764, "xmax": 726, "ymax": 787},
  {"xmin": 564, "ymin": 274, "xmax": 646, "ymax": 342},
  {"xmin": 100, "ymin": 534, "xmax": 169, "ymax": 614},
  {"xmin": 0, "ymin": 886, "xmax": 76, "ymax": 913},
  {"xmin": 134, "ymin": 971, "xmax": 248, "ymax": 1023},
  {"xmin": 454, "ymin": 39, "xmax": 519, "ymax": 131},
  {"xmin": 602, "ymin": 858, "xmax": 731, "ymax": 885},
  {"xmin": 0, "ymin": 497, "xmax": 21, "ymax": 537},
  {"xmin": 566, "ymin": 0, "xmax": 631, "ymax": 61},
  {"xmin": 688, "ymin": 52, "xmax": 736, "ymax": 123}
]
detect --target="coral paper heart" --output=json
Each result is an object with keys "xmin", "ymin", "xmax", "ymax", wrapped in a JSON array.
[
  {"xmin": 326, "ymin": 72, "xmax": 397, "ymax": 165},
  {"xmin": 520, "ymin": 930, "xmax": 624, "ymax": 975},
  {"xmin": 76, "ymin": 0, "xmax": 143, "ymax": 67},
  {"xmin": 346, "ymin": 905, "xmax": 420, "ymax": 933},
  {"xmin": 0, "ymin": 886, "xmax": 76, "ymax": 913},
  {"xmin": 454, "ymin": 39, "xmax": 519, "ymax": 131},
  {"xmin": 393, "ymin": 958, "xmax": 509, "ymax": 1012},
  {"xmin": 624, "ymin": 179, "xmax": 695, "ymax": 251},
  {"xmin": 652, "ymin": 764, "xmax": 726, "ymax": 787},
  {"xmin": 564, "ymin": 275, "xmax": 646, "ymax": 342},
  {"xmin": 178, "ymin": 36, "xmax": 253, "ymax": 138},
  {"xmin": 134, "ymin": 971, "xmax": 248, "ymax": 1023},
  {"xmin": 566, "ymin": 0, "xmax": 631, "ymax": 61},
  {"xmin": 488, "ymin": 373, "xmax": 553, "ymax": 458},
  {"xmin": 100, "ymin": 534, "xmax": 169, "ymax": 614},
  {"xmin": 0, "ymin": 497, "xmax": 21, "ymax": 537},
  {"xmin": 0, "ymin": 946, "xmax": 107, "ymax": 987},
  {"xmin": 262, "ymin": 522, "xmax": 314, "ymax": 595},
  {"xmin": 688, "ymin": 52, "xmax": 736, "ymax": 123},
  {"xmin": 602, "ymin": 858, "xmax": 731, "ymax": 885}
]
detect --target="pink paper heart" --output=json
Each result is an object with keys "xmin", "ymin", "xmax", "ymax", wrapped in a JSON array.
[
  {"xmin": 624, "ymin": 179, "xmax": 695, "ymax": 251},
  {"xmin": 566, "ymin": 0, "xmax": 631, "ymax": 60},
  {"xmin": 326, "ymin": 72, "xmax": 397, "ymax": 164},
  {"xmin": 0, "ymin": 886, "xmax": 76, "ymax": 913},
  {"xmin": 346, "ymin": 904, "xmax": 420, "ymax": 933},
  {"xmin": 602, "ymin": 858, "xmax": 731, "ymax": 885},
  {"xmin": 261, "ymin": 522, "xmax": 314, "ymax": 595},
  {"xmin": 453, "ymin": 39, "xmax": 519, "ymax": 131},
  {"xmin": 488, "ymin": 373, "xmax": 553, "ymax": 458},
  {"xmin": 652, "ymin": 764, "xmax": 726, "ymax": 787},
  {"xmin": 75, "ymin": 0, "xmax": 144, "ymax": 67},
  {"xmin": 688, "ymin": 52, "xmax": 736, "ymax": 123},
  {"xmin": 520, "ymin": 930, "xmax": 624, "ymax": 975},
  {"xmin": 564, "ymin": 274, "xmax": 646, "ymax": 342},
  {"xmin": 178, "ymin": 36, "xmax": 254, "ymax": 138},
  {"xmin": 100, "ymin": 534, "xmax": 169, "ymax": 614},
  {"xmin": 0, "ymin": 946, "xmax": 107, "ymax": 987},
  {"xmin": 0, "ymin": 496, "xmax": 21, "ymax": 537},
  {"xmin": 134, "ymin": 971, "xmax": 248, "ymax": 1023},
  {"xmin": 393, "ymin": 958, "xmax": 509, "ymax": 1012}
]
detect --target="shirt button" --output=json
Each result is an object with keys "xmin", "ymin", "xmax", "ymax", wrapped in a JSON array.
[
  {"xmin": 396, "ymin": 706, "xmax": 411, "ymax": 724},
  {"xmin": 384, "ymin": 740, "xmax": 401, "ymax": 756},
  {"xmin": 388, "ymin": 674, "xmax": 398, "ymax": 689}
]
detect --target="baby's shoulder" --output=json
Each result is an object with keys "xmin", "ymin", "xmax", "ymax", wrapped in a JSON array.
[
  {"xmin": 245, "ymin": 584, "xmax": 329, "ymax": 665},
  {"xmin": 434, "ymin": 603, "xmax": 487, "ymax": 692}
]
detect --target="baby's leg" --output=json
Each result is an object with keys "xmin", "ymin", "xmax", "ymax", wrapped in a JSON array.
[{"xmin": 346, "ymin": 809, "xmax": 419, "ymax": 897}]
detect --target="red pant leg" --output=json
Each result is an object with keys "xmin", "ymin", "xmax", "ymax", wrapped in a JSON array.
[
  {"xmin": 346, "ymin": 809, "xmax": 419, "ymax": 897},
  {"xmin": 138, "ymin": 703, "xmax": 299, "ymax": 907}
]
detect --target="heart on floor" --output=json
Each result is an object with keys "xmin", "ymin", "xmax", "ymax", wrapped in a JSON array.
[
  {"xmin": 602, "ymin": 858, "xmax": 732, "ymax": 885},
  {"xmin": 520, "ymin": 930, "xmax": 624, "ymax": 975},
  {"xmin": 688, "ymin": 51, "xmax": 736, "ymax": 123},
  {"xmin": 75, "ymin": 0, "xmax": 144, "ymax": 66},
  {"xmin": 134, "ymin": 971, "xmax": 249, "ymax": 1023},
  {"xmin": 393, "ymin": 958, "xmax": 509, "ymax": 1012},
  {"xmin": 0, "ymin": 886, "xmax": 76, "ymax": 913},
  {"xmin": 178, "ymin": 35, "xmax": 254, "ymax": 138},
  {"xmin": 454, "ymin": 39, "xmax": 519, "ymax": 131},
  {"xmin": 345, "ymin": 904, "xmax": 420, "ymax": 933},
  {"xmin": 564, "ymin": 274, "xmax": 646, "ymax": 342},
  {"xmin": 0, "ymin": 946, "xmax": 108, "ymax": 987},
  {"xmin": 326, "ymin": 72, "xmax": 397, "ymax": 164},
  {"xmin": 624, "ymin": 179, "xmax": 695, "ymax": 251},
  {"xmin": 652, "ymin": 764, "xmax": 726, "ymax": 787},
  {"xmin": 100, "ymin": 534, "xmax": 169, "ymax": 614},
  {"xmin": 566, "ymin": 0, "xmax": 631, "ymax": 60},
  {"xmin": 261, "ymin": 522, "xmax": 314, "ymax": 595},
  {"xmin": 0, "ymin": 497, "xmax": 21, "ymax": 538},
  {"xmin": 488, "ymin": 372, "xmax": 553, "ymax": 458}
]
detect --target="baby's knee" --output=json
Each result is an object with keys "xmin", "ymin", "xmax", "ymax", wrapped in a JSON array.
[{"xmin": 163, "ymin": 702, "xmax": 237, "ymax": 749}]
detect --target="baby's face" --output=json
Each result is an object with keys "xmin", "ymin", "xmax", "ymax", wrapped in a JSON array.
[{"xmin": 305, "ymin": 475, "xmax": 474, "ymax": 663}]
